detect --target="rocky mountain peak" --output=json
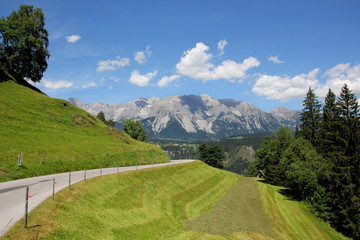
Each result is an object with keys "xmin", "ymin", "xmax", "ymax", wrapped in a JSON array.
[{"xmin": 69, "ymin": 94, "xmax": 300, "ymax": 139}]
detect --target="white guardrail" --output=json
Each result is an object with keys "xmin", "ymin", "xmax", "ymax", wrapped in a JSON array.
[{"xmin": 0, "ymin": 160, "xmax": 194, "ymax": 237}]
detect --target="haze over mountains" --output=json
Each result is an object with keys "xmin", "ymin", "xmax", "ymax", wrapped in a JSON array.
[{"xmin": 69, "ymin": 94, "xmax": 300, "ymax": 139}]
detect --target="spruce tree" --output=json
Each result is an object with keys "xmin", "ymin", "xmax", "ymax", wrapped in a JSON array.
[
  {"xmin": 300, "ymin": 87, "xmax": 322, "ymax": 147},
  {"xmin": 318, "ymin": 89, "xmax": 346, "ymax": 159},
  {"xmin": 329, "ymin": 84, "xmax": 360, "ymax": 238}
]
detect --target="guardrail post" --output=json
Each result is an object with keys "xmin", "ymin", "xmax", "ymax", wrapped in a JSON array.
[
  {"xmin": 68, "ymin": 172, "xmax": 71, "ymax": 189},
  {"xmin": 52, "ymin": 178, "xmax": 55, "ymax": 200},
  {"xmin": 24, "ymin": 186, "xmax": 29, "ymax": 228}
]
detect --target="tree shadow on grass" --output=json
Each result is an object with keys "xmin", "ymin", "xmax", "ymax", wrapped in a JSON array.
[{"xmin": 257, "ymin": 179, "xmax": 301, "ymax": 202}]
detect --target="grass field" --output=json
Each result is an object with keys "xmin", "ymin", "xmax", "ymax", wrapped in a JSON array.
[
  {"xmin": 3, "ymin": 161, "xmax": 348, "ymax": 240},
  {"xmin": 0, "ymin": 81, "xmax": 168, "ymax": 182},
  {"xmin": 258, "ymin": 182, "xmax": 349, "ymax": 240}
]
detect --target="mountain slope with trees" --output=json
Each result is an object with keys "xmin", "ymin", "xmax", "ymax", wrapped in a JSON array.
[{"xmin": 253, "ymin": 84, "xmax": 360, "ymax": 239}]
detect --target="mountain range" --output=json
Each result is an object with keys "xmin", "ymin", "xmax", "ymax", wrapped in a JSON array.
[{"xmin": 69, "ymin": 94, "xmax": 301, "ymax": 140}]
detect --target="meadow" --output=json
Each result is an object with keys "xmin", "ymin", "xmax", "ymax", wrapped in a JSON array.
[
  {"xmin": 3, "ymin": 161, "xmax": 348, "ymax": 240},
  {"xmin": 0, "ymin": 81, "xmax": 168, "ymax": 181}
]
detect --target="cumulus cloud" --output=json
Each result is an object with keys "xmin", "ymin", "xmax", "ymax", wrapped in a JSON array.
[
  {"xmin": 252, "ymin": 69, "xmax": 320, "ymax": 101},
  {"xmin": 129, "ymin": 70, "xmax": 158, "ymax": 87},
  {"xmin": 82, "ymin": 82, "xmax": 97, "ymax": 89},
  {"xmin": 66, "ymin": 35, "xmax": 81, "ymax": 43},
  {"xmin": 96, "ymin": 56, "xmax": 130, "ymax": 72},
  {"xmin": 176, "ymin": 42, "xmax": 260, "ymax": 82},
  {"xmin": 42, "ymin": 80, "xmax": 73, "ymax": 89},
  {"xmin": 134, "ymin": 45, "xmax": 152, "ymax": 64},
  {"xmin": 268, "ymin": 55, "xmax": 284, "ymax": 64},
  {"xmin": 157, "ymin": 75, "xmax": 181, "ymax": 87},
  {"xmin": 252, "ymin": 63, "xmax": 360, "ymax": 101},
  {"xmin": 320, "ymin": 63, "xmax": 360, "ymax": 94},
  {"xmin": 218, "ymin": 39, "xmax": 227, "ymax": 57}
]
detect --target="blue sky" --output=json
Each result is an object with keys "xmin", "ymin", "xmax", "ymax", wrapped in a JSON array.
[{"xmin": 1, "ymin": 0, "xmax": 360, "ymax": 111}]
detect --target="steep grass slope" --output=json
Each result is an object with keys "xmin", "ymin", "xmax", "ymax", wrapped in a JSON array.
[
  {"xmin": 4, "ymin": 161, "xmax": 348, "ymax": 240},
  {"xmin": 0, "ymin": 81, "xmax": 168, "ymax": 182}
]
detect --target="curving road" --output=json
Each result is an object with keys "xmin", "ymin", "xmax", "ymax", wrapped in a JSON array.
[{"xmin": 0, "ymin": 160, "xmax": 194, "ymax": 237}]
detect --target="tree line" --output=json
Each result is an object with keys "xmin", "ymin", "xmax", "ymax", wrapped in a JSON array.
[{"xmin": 253, "ymin": 84, "xmax": 359, "ymax": 239}]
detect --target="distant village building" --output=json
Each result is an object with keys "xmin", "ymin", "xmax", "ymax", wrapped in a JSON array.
[{"xmin": 257, "ymin": 170, "xmax": 265, "ymax": 179}]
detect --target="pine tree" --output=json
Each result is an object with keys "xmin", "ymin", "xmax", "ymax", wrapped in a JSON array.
[
  {"xmin": 338, "ymin": 84, "xmax": 359, "ymax": 157},
  {"xmin": 318, "ymin": 89, "xmax": 346, "ymax": 159},
  {"xmin": 198, "ymin": 144, "xmax": 224, "ymax": 169},
  {"xmin": 328, "ymin": 84, "xmax": 360, "ymax": 238},
  {"xmin": 300, "ymin": 87, "xmax": 322, "ymax": 147}
]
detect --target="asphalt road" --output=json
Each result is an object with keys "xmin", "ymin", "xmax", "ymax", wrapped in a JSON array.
[{"xmin": 0, "ymin": 159, "xmax": 194, "ymax": 237}]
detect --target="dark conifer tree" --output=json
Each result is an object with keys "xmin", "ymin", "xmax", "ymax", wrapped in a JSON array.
[
  {"xmin": 300, "ymin": 87, "xmax": 322, "ymax": 147},
  {"xmin": 328, "ymin": 84, "xmax": 360, "ymax": 238},
  {"xmin": 318, "ymin": 89, "xmax": 346, "ymax": 159},
  {"xmin": 198, "ymin": 144, "xmax": 224, "ymax": 169}
]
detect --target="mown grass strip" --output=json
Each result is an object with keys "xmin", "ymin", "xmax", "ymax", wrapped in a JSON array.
[
  {"xmin": 186, "ymin": 177, "xmax": 277, "ymax": 238},
  {"xmin": 3, "ymin": 161, "xmax": 240, "ymax": 240},
  {"xmin": 258, "ymin": 181, "xmax": 349, "ymax": 240},
  {"xmin": 3, "ymin": 162, "xmax": 349, "ymax": 240}
]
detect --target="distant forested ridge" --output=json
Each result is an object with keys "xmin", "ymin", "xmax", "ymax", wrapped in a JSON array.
[{"xmin": 253, "ymin": 84, "xmax": 360, "ymax": 239}]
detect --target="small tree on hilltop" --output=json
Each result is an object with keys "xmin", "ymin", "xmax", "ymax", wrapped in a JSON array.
[
  {"xmin": 96, "ymin": 111, "xmax": 115, "ymax": 127},
  {"xmin": 0, "ymin": 5, "xmax": 50, "ymax": 82},
  {"xmin": 123, "ymin": 118, "xmax": 148, "ymax": 142}
]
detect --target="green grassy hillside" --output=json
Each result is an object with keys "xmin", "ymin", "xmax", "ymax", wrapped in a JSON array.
[
  {"xmin": 0, "ymin": 81, "xmax": 168, "ymax": 182},
  {"xmin": 4, "ymin": 161, "xmax": 348, "ymax": 239}
]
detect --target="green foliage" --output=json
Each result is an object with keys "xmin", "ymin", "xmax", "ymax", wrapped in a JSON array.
[
  {"xmin": 0, "ymin": 5, "xmax": 50, "ymax": 82},
  {"xmin": 96, "ymin": 111, "xmax": 115, "ymax": 127},
  {"xmin": 123, "ymin": 118, "xmax": 148, "ymax": 142},
  {"xmin": 255, "ymin": 126, "xmax": 293, "ymax": 185},
  {"xmin": 255, "ymin": 136, "xmax": 276, "ymax": 172},
  {"xmin": 199, "ymin": 143, "xmax": 224, "ymax": 169},
  {"xmin": 280, "ymin": 138, "xmax": 329, "ymax": 204}
]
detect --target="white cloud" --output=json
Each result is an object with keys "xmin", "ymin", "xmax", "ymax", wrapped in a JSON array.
[
  {"xmin": 82, "ymin": 82, "xmax": 97, "ymax": 89},
  {"xmin": 134, "ymin": 51, "xmax": 146, "ymax": 64},
  {"xmin": 66, "ymin": 35, "xmax": 81, "ymax": 43},
  {"xmin": 252, "ymin": 69, "xmax": 320, "ymax": 101},
  {"xmin": 176, "ymin": 42, "xmax": 260, "ymax": 82},
  {"xmin": 43, "ymin": 80, "xmax": 73, "ymax": 89},
  {"xmin": 268, "ymin": 55, "xmax": 284, "ymax": 64},
  {"xmin": 129, "ymin": 70, "xmax": 158, "ymax": 87},
  {"xmin": 96, "ymin": 56, "xmax": 130, "ymax": 73},
  {"xmin": 134, "ymin": 45, "xmax": 152, "ymax": 64},
  {"xmin": 318, "ymin": 63, "xmax": 360, "ymax": 96},
  {"xmin": 110, "ymin": 76, "xmax": 121, "ymax": 82},
  {"xmin": 252, "ymin": 63, "xmax": 360, "ymax": 101},
  {"xmin": 157, "ymin": 75, "xmax": 181, "ymax": 87},
  {"xmin": 218, "ymin": 39, "xmax": 227, "ymax": 57}
]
